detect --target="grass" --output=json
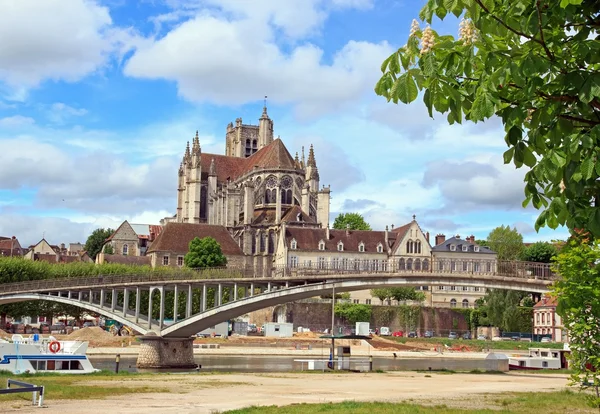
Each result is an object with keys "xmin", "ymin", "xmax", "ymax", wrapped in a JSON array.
[
  {"xmin": 389, "ymin": 337, "xmax": 566, "ymax": 351},
  {"xmin": 223, "ymin": 389, "xmax": 595, "ymax": 413}
]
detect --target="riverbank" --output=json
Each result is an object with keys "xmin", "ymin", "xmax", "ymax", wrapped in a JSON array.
[{"xmin": 0, "ymin": 371, "xmax": 575, "ymax": 413}]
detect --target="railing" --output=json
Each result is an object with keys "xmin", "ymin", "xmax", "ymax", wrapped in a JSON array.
[
  {"xmin": 0, "ymin": 260, "xmax": 556, "ymax": 296},
  {"xmin": 0, "ymin": 379, "xmax": 45, "ymax": 407}
]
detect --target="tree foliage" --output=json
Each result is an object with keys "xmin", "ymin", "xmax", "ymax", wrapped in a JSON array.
[
  {"xmin": 486, "ymin": 225, "xmax": 524, "ymax": 260},
  {"xmin": 370, "ymin": 288, "xmax": 392, "ymax": 304},
  {"xmin": 84, "ymin": 228, "xmax": 114, "ymax": 260},
  {"xmin": 521, "ymin": 241, "xmax": 559, "ymax": 263},
  {"xmin": 184, "ymin": 237, "xmax": 228, "ymax": 269},
  {"xmin": 553, "ymin": 237, "xmax": 600, "ymax": 408},
  {"xmin": 332, "ymin": 213, "xmax": 372, "ymax": 231},
  {"xmin": 334, "ymin": 302, "xmax": 372, "ymax": 324},
  {"xmin": 375, "ymin": 0, "xmax": 600, "ymax": 238},
  {"xmin": 370, "ymin": 287, "xmax": 425, "ymax": 304},
  {"xmin": 480, "ymin": 289, "xmax": 531, "ymax": 332}
]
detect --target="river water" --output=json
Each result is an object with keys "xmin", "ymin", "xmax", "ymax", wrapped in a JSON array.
[{"xmin": 90, "ymin": 355, "xmax": 493, "ymax": 373}]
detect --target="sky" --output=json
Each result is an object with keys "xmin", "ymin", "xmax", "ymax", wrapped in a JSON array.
[{"xmin": 0, "ymin": 0, "xmax": 570, "ymax": 247}]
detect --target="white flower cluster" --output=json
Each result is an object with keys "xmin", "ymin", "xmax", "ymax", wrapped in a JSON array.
[
  {"xmin": 421, "ymin": 26, "xmax": 435, "ymax": 55},
  {"xmin": 410, "ymin": 19, "xmax": 420, "ymax": 37},
  {"xmin": 459, "ymin": 18, "xmax": 478, "ymax": 45}
]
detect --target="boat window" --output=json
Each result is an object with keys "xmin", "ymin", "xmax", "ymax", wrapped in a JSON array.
[
  {"xmin": 519, "ymin": 361, "xmax": 526, "ymax": 367},
  {"xmin": 541, "ymin": 352, "xmax": 548, "ymax": 357},
  {"xmin": 552, "ymin": 353, "xmax": 558, "ymax": 358},
  {"xmin": 542, "ymin": 361, "xmax": 548, "ymax": 368},
  {"xmin": 70, "ymin": 361, "xmax": 83, "ymax": 370}
]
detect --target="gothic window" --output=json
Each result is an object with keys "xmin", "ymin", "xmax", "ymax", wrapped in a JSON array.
[
  {"xmin": 423, "ymin": 258, "xmax": 429, "ymax": 271},
  {"xmin": 200, "ymin": 186, "xmax": 207, "ymax": 219},
  {"xmin": 281, "ymin": 189, "xmax": 292, "ymax": 204},
  {"xmin": 252, "ymin": 234, "xmax": 256, "ymax": 254},
  {"xmin": 265, "ymin": 189, "xmax": 276, "ymax": 204},
  {"xmin": 462, "ymin": 299, "xmax": 469, "ymax": 308},
  {"xmin": 290, "ymin": 239, "xmax": 297, "ymax": 250},
  {"xmin": 245, "ymin": 139, "xmax": 251, "ymax": 157},
  {"xmin": 416, "ymin": 240, "xmax": 421, "ymax": 254},
  {"xmin": 415, "ymin": 259, "xmax": 421, "ymax": 270},
  {"xmin": 252, "ymin": 139, "xmax": 257, "ymax": 149},
  {"xmin": 450, "ymin": 298, "xmax": 457, "ymax": 308},
  {"xmin": 399, "ymin": 258, "xmax": 405, "ymax": 270},
  {"xmin": 377, "ymin": 243, "xmax": 383, "ymax": 253},
  {"xmin": 122, "ymin": 244, "xmax": 128, "ymax": 255},
  {"xmin": 260, "ymin": 233, "xmax": 266, "ymax": 252},
  {"xmin": 406, "ymin": 240, "xmax": 412, "ymax": 254},
  {"xmin": 407, "ymin": 258, "xmax": 413, "ymax": 270},
  {"xmin": 358, "ymin": 242, "xmax": 365, "ymax": 252},
  {"xmin": 295, "ymin": 177, "xmax": 303, "ymax": 188},
  {"xmin": 266, "ymin": 175, "xmax": 277, "ymax": 188},
  {"xmin": 337, "ymin": 241, "xmax": 344, "ymax": 251},
  {"xmin": 269, "ymin": 231, "xmax": 275, "ymax": 254},
  {"xmin": 318, "ymin": 240, "xmax": 325, "ymax": 251},
  {"xmin": 281, "ymin": 175, "xmax": 293, "ymax": 189}
]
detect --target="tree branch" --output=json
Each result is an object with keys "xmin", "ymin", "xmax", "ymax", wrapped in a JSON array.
[
  {"xmin": 475, "ymin": 0, "xmax": 535, "ymax": 41},
  {"xmin": 558, "ymin": 114, "xmax": 599, "ymax": 125},
  {"xmin": 536, "ymin": 0, "xmax": 555, "ymax": 61}
]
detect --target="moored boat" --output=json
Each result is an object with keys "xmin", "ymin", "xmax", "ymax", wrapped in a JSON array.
[
  {"xmin": 508, "ymin": 345, "xmax": 571, "ymax": 371},
  {"xmin": 0, "ymin": 334, "xmax": 98, "ymax": 374}
]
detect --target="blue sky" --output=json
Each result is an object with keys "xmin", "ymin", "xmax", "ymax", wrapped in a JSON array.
[{"xmin": 0, "ymin": 0, "xmax": 569, "ymax": 246}]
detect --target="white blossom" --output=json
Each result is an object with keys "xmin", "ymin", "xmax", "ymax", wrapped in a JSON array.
[
  {"xmin": 458, "ymin": 18, "xmax": 478, "ymax": 45},
  {"xmin": 410, "ymin": 19, "xmax": 420, "ymax": 37},
  {"xmin": 421, "ymin": 26, "xmax": 435, "ymax": 55}
]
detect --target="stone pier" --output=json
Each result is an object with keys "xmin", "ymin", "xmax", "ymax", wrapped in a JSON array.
[{"xmin": 136, "ymin": 335, "xmax": 196, "ymax": 369}]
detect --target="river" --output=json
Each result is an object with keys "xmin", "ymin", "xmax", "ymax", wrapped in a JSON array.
[{"xmin": 90, "ymin": 354, "xmax": 495, "ymax": 373}]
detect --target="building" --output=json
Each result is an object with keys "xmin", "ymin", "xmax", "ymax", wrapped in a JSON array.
[
  {"xmin": 146, "ymin": 222, "xmax": 246, "ymax": 268},
  {"xmin": 0, "ymin": 236, "xmax": 24, "ymax": 257},
  {"xmin": 24, "ymin": 239, "xmax": 91, "ymax": 263},
  {"xmin": 534, "ymin": 296, "xmax": 568, "ymax": 342},
  {"xmin": 102, "ymin": 221, "xmax": 163, "ymax": 257}
]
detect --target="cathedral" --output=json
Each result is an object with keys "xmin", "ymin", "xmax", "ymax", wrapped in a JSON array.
[{"xmin": 166, "ymin": 106, "xmax": 331, "ymax": 273}]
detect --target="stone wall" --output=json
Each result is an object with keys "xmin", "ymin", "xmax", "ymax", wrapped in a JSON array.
[
  {"xmin": 247, "ymin": 303, "xmax": 472, "ymax": 335},
  {"xmin": 137, "ymin": 336, "xmax": 196, "ymax": 369}
]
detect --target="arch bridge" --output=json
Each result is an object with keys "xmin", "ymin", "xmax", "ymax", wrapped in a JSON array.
[{"xmin": 0, "ymin": 260, "xmax": 556, "ymax": 339}]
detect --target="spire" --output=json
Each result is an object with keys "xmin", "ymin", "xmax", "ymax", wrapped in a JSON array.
[
  {"xmin": 294, "ymin": 152, "xmax": 300, "ymax": 169},
  {"xmin": 209, "ymin": 158, "xmax": 217, "ymax": 176},
  {"xmin": 184, "ymin": 141, "xmax": 191, "ymax": 161},
  {"xmin": 261, "ymin": 95, "xmax": 269, "ymax": 118},
  {"xmin": 301, "ymin": 146, "xmax": 306, "ymax": 169},
  {"xmin": 192, "ymin": 130, "xmax": 201, "ymax": 153},
  {"xmin": 307, "ymin": 144, "xmax": 317, "ymax": 167},
  {"xmin": 178, "ymin": 162, "xmax": 184, "ymax": 176}
]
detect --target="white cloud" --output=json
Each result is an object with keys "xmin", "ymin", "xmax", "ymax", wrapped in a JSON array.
[
  {"xmin": 0, "ymin": 0, "xmax": 138, "ymax": 90},
  {"xmin": 0, "ymin": 115, "xmax": 35, "ymax": 127},
  {"xmin": 125, "ymin": 2, "xmax": 392, "ymax": 117},
  {"xmin": 47, "ymin": 102, "xmax": 88, "ymax": 124}
]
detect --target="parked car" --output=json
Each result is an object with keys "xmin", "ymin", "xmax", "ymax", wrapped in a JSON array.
[
  {"xmin": 83, "ymin": 321, "xmax": 95, "ymax": 328},
  {"xmin": 407, "ymin": 331, "xmax": 417, "ymax": 338},
  {"xmin": 392, "ymin": 331, "xmax": 403, "ymax": 337},
  {"xmin": 448, "ymin": 332, "xmax": 458, "ymax": 340},
  {"xmin": 477, "ymin": 334, "xmax": 488, "ymax": 341},
  {"xmin": 424, "ymin": 330, "xmax": 434, "ymax": 338},
  {"xmin": 462, "ymin": 332, "xmax": 472, "ymax": 340}
]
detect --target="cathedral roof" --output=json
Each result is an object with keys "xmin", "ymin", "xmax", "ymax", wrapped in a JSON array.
[
  {"xmin": 251, "ymin": 206, "xmax": 316, "ymax": 226},
  {"xmin": 147, "ymin": 222, "xmax": 243, "ymax": 256},
  {"xmin": 281, "ymin": 205, "xmax": 315, "ymax": 224},
  {"xmin": 284, "ymin": 227, "xmax": 387, "ymax": 253},
  {"xmin": 199, "ymin": 139, "xmax": 298, "ymax": 183}
]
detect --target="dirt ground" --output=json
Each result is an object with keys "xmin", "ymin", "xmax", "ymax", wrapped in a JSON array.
[{"xmin": 0, "ymin": 371, "xmax": 572, "ymax": 414}]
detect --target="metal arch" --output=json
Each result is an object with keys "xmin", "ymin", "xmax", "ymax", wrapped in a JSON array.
[
  {"xmin": 0, "ymin": 293, "xmax": 149, "ymax": 335},
  {"xmin": 161, "ymin": 276, "xmax": 551, "ymax": 338}
]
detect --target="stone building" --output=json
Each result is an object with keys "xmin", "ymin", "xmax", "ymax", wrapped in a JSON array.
[
  {"xmin": 147, "ymin": 222, "xmax": 246, "ymax": 268},
  {"xmin": 533, "ymin": 296, "xmax": 567, "ymax": 342},
  {"xmin": 0, "ymin": 236, "xmax": 24, "ymax": 257},
  {"xmin": 165, "ymin": 107, "xmax": 330, "ymax": 276},
  {"xmin": 24, "ymin": 238, "xmax": 92, "ymax": 263},
  {"xmin": 102, "ymin": 221, "xmax": 163, "ymax": 257},
  {"xmin": 429, "ymin": 234, "xmax": 497, "ymax": 308}
]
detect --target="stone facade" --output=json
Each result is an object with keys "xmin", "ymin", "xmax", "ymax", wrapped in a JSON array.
[
  {"xmin": 534, "ymin": 296, "xmax": 568, "ymax": 342},
  {"xmin": 137, "ymin": 336, "xmax": 196, "ymax": 369},
  {"xmin": 103, "ymin": 221, "xmax": 162, "ymax": 258}
]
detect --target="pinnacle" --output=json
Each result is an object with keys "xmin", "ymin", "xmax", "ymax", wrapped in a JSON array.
[{"xmin": 307, "ymin": 144, "xmax": 317, "ymax": 167}]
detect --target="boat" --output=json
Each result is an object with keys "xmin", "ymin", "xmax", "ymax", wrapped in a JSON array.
[
  {"xmin": 508, "ymin": 345, "xmax": 571, "ymax": 371},
  {"xmin": 0, "ymin": 334, "xmax": 98, "ymax": 374}
]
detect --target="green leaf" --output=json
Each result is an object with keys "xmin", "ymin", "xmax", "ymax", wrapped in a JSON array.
[
  {"xmin": 423, "ymin": 89, "xmax": 433, "ymax": 118},
  {"xmin": 503, "ymin": 147, "xmax": 515, "ymax": 164},
  {"xmin": 391, "ymin": 72, "xmax": 418, "ymax": 104},
  {"xmin": 581, "ymin": 157, "xmax": 595, "ymax": 180},
  {"xmin": 587, "ymin": 209, "xmax": 600, "ymax": 236},
  {"xmin": 579, "ymin": 73, "xmax": 600, "ymax": 104},
  {"xmin": 471, "ymin": 92, "xmax": 495, "ymax": 121},
  {"xmin": 522, "ymin": 146, "xmax": 536, "ymax": 168}
]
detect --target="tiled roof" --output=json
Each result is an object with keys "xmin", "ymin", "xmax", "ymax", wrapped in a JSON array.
[
  {"xmin": 432, "ymin": 236, "xmax": 496, "ymax": 254},
  {"xmin": 251, "ymin": 206, "xmax": 316, "ymax": 226},
  {"xmin": 285, "ymin": 227, "xmax": 386, "ymax": 253},
  {"xmin": 147, "ymin": 223, "xmax": 243, "ymax": 256},
  {"xmin": 534, "ymin": 296, "xmax": 558, "ymax": 308},
  {"xmin": 0, "ymin": 238, "xmax": 22, "ymax": 251},
  {"xmin": 281, "ymin": 205, "xmax": 316, "ymax": 224},
  {"xmin": 102, "ymin": 254, "xmax": 152, "ymax": 266},
  {"xmin": 200, "ymin": 139, "xmax": 297, "ymax": 183}
]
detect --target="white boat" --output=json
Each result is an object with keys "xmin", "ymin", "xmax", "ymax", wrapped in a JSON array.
[
  {"xmin": 508, "ymin": 345, "xmax": 571, "ymax": 370},
  {"xmin": 0, "ymin": 334, "xmax": 98, "ymax": 374}
]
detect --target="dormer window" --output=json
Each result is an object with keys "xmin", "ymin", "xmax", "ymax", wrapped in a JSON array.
[
  {"xmin": 474, "ymin": 246, "xmax": 480, "ymax": 252},
  {"xmin": 318, "ymin": 240, "xmax": 325, "ymax": 251},
  {"xmin": 450, "ymin": 245, "xmax": 456, "ymax": 251},
  {"xmin": 462, "ymin": 245, "xmax": 468, "ymax": 252},
  {"xmin": 377, "ymin": 243, "xmax": 383, "ymax": 253},
  {"xmin": 290, "ymin": 239, "xmax": 297, "ymax": 250},
  {"xmin": 337, "ymin": 241, "xmax": 344, "ymax": 252},
  {"xmin": 358, "ymin": 242, "xmax": 365, "ymax": 253}
]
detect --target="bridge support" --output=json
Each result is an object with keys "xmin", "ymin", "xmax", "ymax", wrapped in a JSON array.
[{"xmin": 136, "ymin": 335, "xmax": 196, "ymax": 369}]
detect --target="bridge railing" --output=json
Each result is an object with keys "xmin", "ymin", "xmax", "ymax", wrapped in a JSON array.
[
  {"xmin": 0, "ymin": 266, "xmax": 254, "ymax": 294},
  {"xmin": 272, "ymin": 259, "xmax": 556, "ymax": 280}
]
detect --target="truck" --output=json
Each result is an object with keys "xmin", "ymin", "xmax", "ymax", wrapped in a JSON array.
[
  {"xmin": 380, "ymin": 327, "xmax": 391, "ymax": 336},
  {"xmin": 102, "ymin": 319, "xmax": 134, "ymax": 336}
]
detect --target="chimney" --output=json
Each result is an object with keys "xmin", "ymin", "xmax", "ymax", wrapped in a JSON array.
[
  {"xmin": 455, "ymin": 234, "xmax": 460, "ymax": 239},
  {"xmin": 435, "ymin": 233, "xmax": 446, "ymax": 246},
  {"xmin": 469, "ymin": 235, "xmax": 475, "ymax": 243},
  {"xmin": 346, "ymin": 224, "xmax": 350, "ymax": 236},
  {"xmin": 385, "ymin": 225, "xmax": 389, "ymax": 246},
  {"xmin": 326, "ymin": 223, "xmax": 330, "ymax": 240},
  {"xmin": 425, "ymin": 231, "xmax": 430, "ymax": 244}
]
